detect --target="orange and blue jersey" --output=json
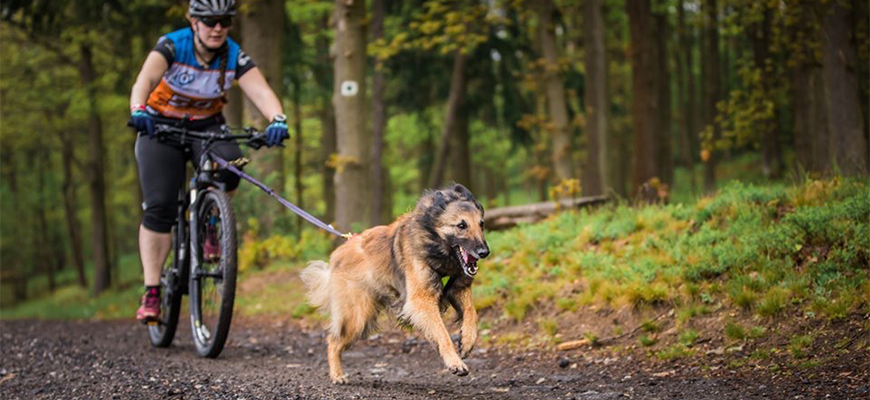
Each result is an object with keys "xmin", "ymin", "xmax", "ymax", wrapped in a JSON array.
[{"xmin": 146, "ymin": 28, "xmax": 255, "ymax": 120}]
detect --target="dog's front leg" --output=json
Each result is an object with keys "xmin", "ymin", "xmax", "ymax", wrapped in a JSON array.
[
  {"xmin": 453, "ymin": 287, "xmax": 478, "ymax": 359},
  {"xmin": 404, "ymin": 274, "xmax": 468, "ymax": 376}
]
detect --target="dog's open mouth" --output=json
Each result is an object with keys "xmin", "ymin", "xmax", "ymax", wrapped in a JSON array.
[{"xmin": 455, "ymin": 246, "xmax": 479, "ymax": 277}]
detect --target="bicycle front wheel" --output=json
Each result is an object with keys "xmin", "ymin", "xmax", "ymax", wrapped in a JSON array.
[{"xmin": 188, "ymin": 189, "xmax": 238, "ymax": 358}]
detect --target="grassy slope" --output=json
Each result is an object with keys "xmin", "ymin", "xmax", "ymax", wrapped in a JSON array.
[{"xmin": 3, "ymin": 178, "xmax": 868, "ymax": 365}]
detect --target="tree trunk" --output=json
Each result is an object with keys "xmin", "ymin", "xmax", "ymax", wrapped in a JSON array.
[
  {"xmin": 627, "ymin": 0, "xmax": 666, "ymax": 192},
  {"xmin": 821, "ymin": 1, "xmax": 868, "ymax": 175},
  {"xmin": 79, "ymin": 43, "xmax": 111, "ymax": 295},
  {"xmin": 225, "ymin": 85, "xmax": 245, "ymax": 127},
  {"xmin": 583, "ymin": 0, "xmax": 608, "ymax": 196},
  {"xmin": 293, "ymin": 79, "xmax": 305, "ymax": 233},
  {"xmin": 333, "ymin": 0, "xmax": 371, "ymax": 232},
  {"xmin": 370, "ymin": 0, "xmax": 388, "ymax": 226},
  {"xmin": 537, "ymin": 0, "xmax": 574, "ymax": 182},
  {"xmin": 241, "ymin": 0, "xmax": 286, "ymax": 232},
  {"xmin": 655, "ymin": 11, "xmax": 673, "ymax": 186},
  {"xmin": 428, "ymin": 52, "xmax": 467, "ymax": 189},
  {"xmin": 450, "ymin": 105, "xmax": 472, "ymax": 190},
  {"xmin": 702, "ymin": 0, "xmax": 721, "ymax": 192},
  {"xmin": 792, "ymin": 64, "xmax": 830, "ymax": 173},
  {"xmin": 36, "ymin": 149, "xmax": 56, "ymax": 292},
  {"xmin": 315, "ymin": 15, "xmax": 336, "ymax": 224},
  {"xmin": 59, "ymin": 129, "xmax": 87, "ymax": 287},
  {"xmin": 752, "ymin": 8, "xmax": 782, "ymax": 179},
  {"xmin": 677, "ymin": 0, "xmax": 698, "ymax": 193},
  {"xmin": 224, "ymin": 18, "xmax": 244, "ymax": 127}
]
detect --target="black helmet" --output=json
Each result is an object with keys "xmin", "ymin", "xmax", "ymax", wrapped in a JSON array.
[{"xmin": 189, "ymin": 0, "xmax": 236, "ymax": 17}]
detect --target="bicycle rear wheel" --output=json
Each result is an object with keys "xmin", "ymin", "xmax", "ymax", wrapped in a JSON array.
[
  {"xmin": 148, "ymin": 225, "xmax": 184, "ymax": 347},
  {"xmin": 189, "ymin": 189, "xmax": 237, "ymax": 358}
]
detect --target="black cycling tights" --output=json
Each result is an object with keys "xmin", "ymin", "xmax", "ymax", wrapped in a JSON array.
[{"xmin": 135, "ymin": 122, "xmax": 243, "ymax": 233}]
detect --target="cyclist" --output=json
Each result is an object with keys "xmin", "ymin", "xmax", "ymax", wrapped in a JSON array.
[{"xmin": 130, "ymin": 0, "xmax": 288, "ymax": 323}]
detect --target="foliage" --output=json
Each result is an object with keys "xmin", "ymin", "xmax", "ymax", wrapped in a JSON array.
[{"xmin": 475, "ymin": 177, "xmax": 868, "ymax": 324}]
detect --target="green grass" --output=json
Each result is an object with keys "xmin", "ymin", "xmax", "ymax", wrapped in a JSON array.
[
  {"xmin": 680, "ymin": 329, "xmax": 700, "ymax": 346},
  {"xmin": 656, "ymin": 344, "xmax": 694, "ymax": 360},
  {"xmin": 725, "ymin": 322, "xmax": 747, "ymax": 341},
  {"xmin": 475, "ymin": 176, "xmax": 867, "ymax": 324},
  {"xmin": 639, "ymin": 335, "xmax": 657, "ymax": 347},
  {"xmin": 789, "ymin": 334, "xmax": 814, "ymax": 358},
  {"xmin": 1, "ymin": 254, "xmax": 143, "ymax": 320}
]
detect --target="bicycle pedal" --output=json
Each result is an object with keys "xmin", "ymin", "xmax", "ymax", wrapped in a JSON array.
[{"xmin": 147, "ymin": 321, "xmax": 159, "ymax": 326}]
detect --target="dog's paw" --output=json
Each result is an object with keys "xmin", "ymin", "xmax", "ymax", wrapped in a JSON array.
[
  {"xmin": 458, "ymin": 330, "xmax": 477, "ymax": 359},
  {"xmin": 448, "ymin": 361, "xmax": 469, "ymax": 376},
  {"xmin": 330, "ymin": 374, "xmax": 349, "ymax": 385}
]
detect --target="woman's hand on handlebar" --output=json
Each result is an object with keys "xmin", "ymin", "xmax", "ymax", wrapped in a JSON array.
[
  {"xmin": 265, "ymin": 117, "xmax": 289, "ymax": 147},
  {"xmin": 130, "ymin": 106, "xmax": 155, "ymax": 137}
]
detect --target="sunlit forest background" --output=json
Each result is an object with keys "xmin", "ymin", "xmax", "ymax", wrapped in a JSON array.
[{"xmin": 0, "ymin": 0, "xmax": 867, "ymax": 312}]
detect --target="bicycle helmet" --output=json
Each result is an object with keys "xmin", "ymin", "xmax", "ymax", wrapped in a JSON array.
[{"xmin": 189, "ymin": 0, "xmax": 236, "ymax": 17}]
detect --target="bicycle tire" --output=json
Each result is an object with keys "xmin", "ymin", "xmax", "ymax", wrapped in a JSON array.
[
  {"xmin": 148, "ymin": 224, "xmax": 184, "ymax": 347},
  {"xmin": 188, "ymin": 189, "xmax": 237, "ymax": 358}
]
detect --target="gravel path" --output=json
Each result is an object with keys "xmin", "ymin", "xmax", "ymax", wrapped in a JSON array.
[{"xmin": 1, "ymin": 319, "xmax": 866, "ymax": 400}]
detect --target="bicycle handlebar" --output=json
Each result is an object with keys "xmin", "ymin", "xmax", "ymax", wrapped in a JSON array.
[{"xmin": 127, "ymin": 120, "xmax": 270, "ymax": 149}]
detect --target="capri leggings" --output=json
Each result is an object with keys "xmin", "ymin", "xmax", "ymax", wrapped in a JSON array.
[{"xmin": 135, "ymin": 115, "xmax": 243, "ymax": 233}]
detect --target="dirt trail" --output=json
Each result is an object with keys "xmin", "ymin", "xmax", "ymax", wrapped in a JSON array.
[{"xmin": 0, "ymin": 319, "xmax": 866, "ymax": 400}]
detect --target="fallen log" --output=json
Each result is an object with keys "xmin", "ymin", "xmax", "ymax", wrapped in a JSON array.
[{"xmin": 484, "ymin": 195, "xmax": 608, "ymax": 230}]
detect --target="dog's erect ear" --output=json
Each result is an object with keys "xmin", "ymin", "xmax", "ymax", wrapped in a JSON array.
[
  {"xmin": 452, "ymin": 183, "xmax": 483, "ymax": 213},
  {"xmin": 432, "ymin": 190, "xmax": 448, "ymax": 210},
  {"xmin": 453, "ymin": 183, "xmax": 474, "ymax": 201}
]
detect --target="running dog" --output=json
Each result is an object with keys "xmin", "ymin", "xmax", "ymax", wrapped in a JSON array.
[{"xmin": 301, "ymin": 184, "xmax": 490, "ymax": 384}]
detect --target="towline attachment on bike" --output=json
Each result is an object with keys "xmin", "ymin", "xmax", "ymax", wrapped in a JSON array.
[{"xmin": 135, "ymin": 122, "xmax": 353, "ymax": 239}]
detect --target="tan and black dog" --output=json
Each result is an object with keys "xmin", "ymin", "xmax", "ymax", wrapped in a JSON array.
[{"xmin": 301, "ymin": 184, "xmax": 490, "ymax": 384}]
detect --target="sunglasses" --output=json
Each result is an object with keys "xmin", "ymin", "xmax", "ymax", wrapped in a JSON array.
[{"xmin": 199, "ymin": 16, "xmax": 233, "ymax": 28}]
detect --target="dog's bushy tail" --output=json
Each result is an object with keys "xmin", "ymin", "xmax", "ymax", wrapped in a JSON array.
[{"xmin": 300, "ymin": 260, "xmax": 331, "ymax": 311}]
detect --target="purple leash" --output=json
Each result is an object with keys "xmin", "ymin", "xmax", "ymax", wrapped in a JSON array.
[{"xmin": 213, "ymin": 155, "xmax": 352, "ymax": 240}]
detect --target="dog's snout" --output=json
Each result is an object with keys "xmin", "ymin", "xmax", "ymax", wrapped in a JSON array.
[{"xmin": 476, "ymin": 244, "xmax": 490, "ymax": 259}]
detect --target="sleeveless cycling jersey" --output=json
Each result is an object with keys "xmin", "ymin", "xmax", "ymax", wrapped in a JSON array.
[{"xmin": 146, "ymin": 28, "xmax": 255, "ymax": 120}]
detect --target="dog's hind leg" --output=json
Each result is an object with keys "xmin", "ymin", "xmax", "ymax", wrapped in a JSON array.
[{"xmin": 326, "ymin": 282, "xmax": 377, "ymax": 384}]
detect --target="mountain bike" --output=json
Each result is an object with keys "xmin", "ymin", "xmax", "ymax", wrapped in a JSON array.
[{"xmin": 134, "ymin": 123, "xmax": 268, "ymax": 358}]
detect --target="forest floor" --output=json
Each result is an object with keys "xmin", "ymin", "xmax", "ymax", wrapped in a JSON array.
[{"xmin": 1, "ymin": 316, "xmax": 868, "ymax": 400}]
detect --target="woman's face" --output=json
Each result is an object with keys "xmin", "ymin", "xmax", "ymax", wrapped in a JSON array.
[{"xmin": 190, "ymin": 16, "xmax": 231, "ymax": 50}]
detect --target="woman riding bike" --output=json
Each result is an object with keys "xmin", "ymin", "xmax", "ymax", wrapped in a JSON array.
[{"xmin": 130, "ymin": 0, "xmax": 288, "ymax": 323}]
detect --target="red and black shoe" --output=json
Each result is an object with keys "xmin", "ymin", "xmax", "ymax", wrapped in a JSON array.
[{"xmin": 136, "ymin": 287, "xmax": 161, "ymax": 324}]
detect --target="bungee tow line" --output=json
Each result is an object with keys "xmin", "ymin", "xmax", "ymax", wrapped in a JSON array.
[{"xmin": 213, "ymin": 155, "xmax": 353, "ymax": 240}]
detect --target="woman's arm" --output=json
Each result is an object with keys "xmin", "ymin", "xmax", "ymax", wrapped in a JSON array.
[
  {"xmin": 238, "ymin": 66, "xmax": 284, "ymax": 121},
  {"xmin": 130, "ymin": 51, "xmax": 169, "ymax": 108}
]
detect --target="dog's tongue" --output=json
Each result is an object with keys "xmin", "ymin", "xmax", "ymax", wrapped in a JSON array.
[
  {"xmin": 461, "ymin": 247, "xmax": 479, "ymax": 277},
  {"xmin": 464, "ymin": 250, "xmax": 478, "ymax": 266}
]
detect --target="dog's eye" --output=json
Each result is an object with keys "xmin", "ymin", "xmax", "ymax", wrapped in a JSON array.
[
  {"xmin": 457, "ymin": 220, "xmax": 468, "ymax": 230},
  {"xmin": 479, "ymin": 220, "xmax": 485, "ymax": 229}
]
